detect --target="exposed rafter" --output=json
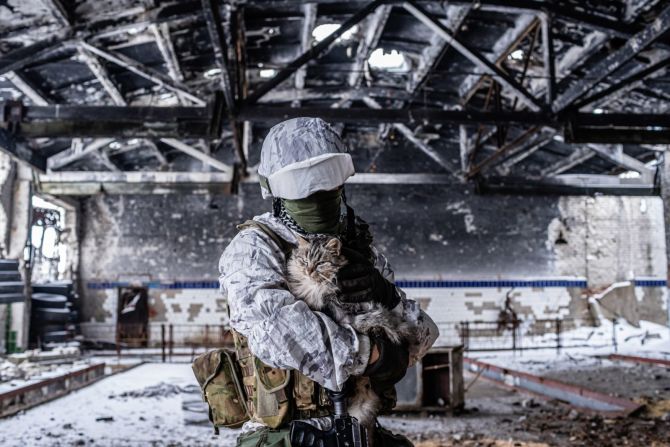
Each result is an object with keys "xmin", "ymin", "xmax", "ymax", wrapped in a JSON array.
[
  {"xmin": 77, "ymin": 46, "xmax": 126, "ymax": 106},
  {"xmin": 201, "ymin": 0, "xmax": 236, "ymax": 112},
  {"xmin": 42, "ymin": 0, "xmax": 72, "ymax": 27},
  {"xmin": 409, "ymin": 4, "xmax": 471, "ymax": 95},
  {"xmin": 160, "ymin": 138, "xmax": 232, "ymax": 173},
  {"xmin": 295, "ymin": 3, "xmax": 318, "ymax": 90},
  {"xmin": 151, "ymin": 24, "xmax": 184, "ymax": 82},
  {"xmin": 78, "ymin": 41, "xmax": 205, "ymax": 106},
  {"xmin": 404, "ymin": 1, "xmax": 544, "ymax": 111},
  {"xmin": 552, "ymin": 5, "xmax": 670, "ymax": 113},
  {"xmin": 349, "ymin": 4, "xmax": 392, "ymax": 88},
  {"xmin": 587, "ymin": 144, "xmax": 655, "ymax": 180},
  {"xmin": 5, "ymin": 71, "xmax": 49, "ymax": 106},
  {"xmin": 540, "ymin": 147, "xmax": 595, "ymax": 177},
  {"xmin": 48, "ymin": 138, "xmax": 115, "ymax": 171},
  {"xmin": 459, "ymin": 13, "xmax": 537, "ymax": 103},
  {"xmin": 244, "ymin": 0, "xmax": 385, "ymax": 104},
  {"xmin": 363, "ymin": 97, "xmax": 459, "ymax": 176}
]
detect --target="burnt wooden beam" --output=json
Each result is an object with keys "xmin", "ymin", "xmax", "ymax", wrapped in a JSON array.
[
  {"xmin": 77, "ymin": 46, "xmax": 126, "ymax": 106},
  {"xmin": 295, "ymin": 3, "xmax": 318, "ymax": 90},
  {"xmin": 363, "ymin": 97, "xmax": 460, "ymax": 176},
  {"xmin": 479, "ymin": 174, "xmax": 658, "ymax": 196},
  {"xmin": 541, "ymin": 12, "xmax": 556, "ymax": 104},
  {"xmin": 48, "ymin": 138, "xmax": 115, "ymax": 171},
  {"xmin": 201, "ymin": 0, "xmax": 236, "ymax": 112},
  {"xmin": 553, "ymin": 4, "xmax": 670, "ymax": 113},
  {"xmin": 405, "ymin": 1, "xmax": 545, "ymax": 111},
  {"xmin": 4, "ymin": 72, "xmax": 49, "ymax": 106},
  {"xmin": 0, "ymin": 37, "xmax": 69, "ymax": 76},
  {"xmin": 244, "ymin": 0, "xmax": 385, "ymax": 104},
  {"xmin": 238, "ymin": 105, "xmax": 556, "ymax": 126},
  {"xmin": 79, "ymin": 41, "xmax": 205, "ymax": 106},
  {"xmin": 349, "ymin": 4, "xmax": 392, "ymax": 88},
  {"xmin": 42, "ymin": 0, "xmax": 72, "ymax": 28},
  {"xmin": 539, "ymin": 147, "xmax": 595, "ymax": 177},
  {"xmin": 573, "ymin": 54, "xmax": 670, "ymax": 110}
]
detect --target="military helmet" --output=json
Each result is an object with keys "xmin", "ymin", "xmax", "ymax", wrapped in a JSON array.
[{"xmin": 258, "ymin": 117, "xmax": 355, "ymax": 200}]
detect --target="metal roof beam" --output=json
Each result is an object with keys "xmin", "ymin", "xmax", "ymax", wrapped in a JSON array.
[
  {"xmin": 4, "ymin": 71, "xmax": 49, "ymax": 106},
  {"xmin": 201, "ymin": 0, "xmax": 236, "ymax": 112},
  {"xmin": 552, "ymin": 5, "xmax": 670, "ymax": 113},
  {"xmin": 349, "ymin": 5, "xmax": 392, "ymax": 88},
  {"xmin": 405, "ymin": 1, "xmax": 544, "ymax": 111},
  {"xmin": 47, "ymin": 138, "xmax": 115, "ymax": 171},
  {"xmin": 362, "ymin": 96, "xmax": 460, "ymax": 176},
  {"xmin": 408, "ymin": 4, "xmax": 470, "ymax": 94},
  {"xmin": 459, "ymin": 13, "xmax": 537, "ymax": 103},
  {"xmin": 160, "ymin": 138, "xmax": 232, "ymax": 173},
  {"xmin": 244, "ymin": 0, "xmax": 385, "ymax": 104},
  {"xmin": 295, "ymin": 3, "xmax": 318, "ymax": 90},
  {"xmin": 77, "ymin": 46, "xmax": 127, "ymax": 106},
  {"xmin": 540, "ymin": 147, "xmax": 595, "ymax": 177},
  {"xmin": 79, "ymin": 41, "xmax": 205, "ymax": 106}
]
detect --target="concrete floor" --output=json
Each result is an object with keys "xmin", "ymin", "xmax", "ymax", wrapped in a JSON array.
[{"xmin": 0, "ymin": 360, "xmax": 668, "ymax": 446}]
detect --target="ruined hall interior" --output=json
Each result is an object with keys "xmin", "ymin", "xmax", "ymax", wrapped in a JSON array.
[{"xmin": 1, "ymin": 0, "xmax": 670, "ymax": 445}]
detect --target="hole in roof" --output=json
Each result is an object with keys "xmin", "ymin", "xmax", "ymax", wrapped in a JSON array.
[
  {"xmin": 259, "ymin": 68, "xmax": 277, "ymax": 78},
  {"xmin": 204, "ymin": 68, "xmax": 221, "ymax": 79},
  {"xmin": 368, "ymin": 49, "xmax": 410, "ymax": 73},
  {"xmin": 508, "ymin": 49, "xmax": 524, "ymax": 60},
  {"xmin": 312, "ymin": 24, "xmax": 358, "ymax": 42},
  {"xmin": 619, "ymin": 171, "xmax": 640, "ymax": 179}
]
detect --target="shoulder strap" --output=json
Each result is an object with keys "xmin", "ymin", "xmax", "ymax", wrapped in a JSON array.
[{"xmin": 236, "ymin": 220, "xmax": 293, "ymax": 256}]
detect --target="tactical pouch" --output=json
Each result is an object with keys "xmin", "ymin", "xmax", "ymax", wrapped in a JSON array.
[
  {"xmin": 192, "ymin": 348, "xmax": 250, "ymax": 432},
  {"xmin": 234, "ymin": 330, "xmax": 293, "ymax": 428},
  {"xmin": 253, "ymin": 357, "xmax": 292, "ymax": 428}
]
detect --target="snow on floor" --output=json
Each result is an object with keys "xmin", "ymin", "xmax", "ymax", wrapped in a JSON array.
[
  {"xmin": 0, "ymin": 363, "xmax": 241, "ymax": 446},
  {"xmin": 470, "ymin": 318, "xmax": 670, "ymax": 374}
]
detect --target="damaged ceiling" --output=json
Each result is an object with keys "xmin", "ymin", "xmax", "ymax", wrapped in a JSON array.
[{"xmin": 0, "ymin": 0, "xmax": 669, "ymax": 195}]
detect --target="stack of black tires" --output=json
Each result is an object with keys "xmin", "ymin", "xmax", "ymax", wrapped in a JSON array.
[
  {"xmin": 0, "ymin": 259, "xmax": 24, "ymax": 305},
  {"xmin": 30, "ymin": 282, "xmax": 79, "ymax": 347}
]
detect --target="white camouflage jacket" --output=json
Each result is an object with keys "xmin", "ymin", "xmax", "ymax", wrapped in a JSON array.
[{"xmin": 219, "ymin": 212, "xmax": 439, "ymax": 392}]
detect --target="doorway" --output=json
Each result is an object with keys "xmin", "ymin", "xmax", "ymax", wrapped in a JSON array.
[{"xmin": 116, "ymin": 287, "xmax": 149, "ymax": 347}]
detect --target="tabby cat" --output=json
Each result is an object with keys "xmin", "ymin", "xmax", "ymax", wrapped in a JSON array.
[{"xmin": 286, "ymin": 235, "xmax": 412, "ymax": 428}]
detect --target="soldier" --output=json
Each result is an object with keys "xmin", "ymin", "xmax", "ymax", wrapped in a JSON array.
[{"xmin": 218, "ymin": 117, "xmax": 438, "ymax": 446}]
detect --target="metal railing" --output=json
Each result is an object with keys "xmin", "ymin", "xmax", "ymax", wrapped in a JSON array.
[
  {"xmin": 80, "ymin": 323, "xmax": 233, "ymax": 361},
  {"xmin": 436, "ymin": 317, "xmax": 619, "ymax": 353}
]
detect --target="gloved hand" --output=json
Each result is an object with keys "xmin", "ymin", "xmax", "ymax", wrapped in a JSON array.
[
  {"xmin": 336, "ymin": 247, "xmax": 401, "ymax": 309},
  {"xmin": 364, "ymin": 334, "xmax": 409, "ymax": 395}
]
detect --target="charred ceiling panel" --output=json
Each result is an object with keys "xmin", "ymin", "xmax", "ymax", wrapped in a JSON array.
[{"xmin": 0, "ymin": 0, "xmax": 666, "ymax": 194}]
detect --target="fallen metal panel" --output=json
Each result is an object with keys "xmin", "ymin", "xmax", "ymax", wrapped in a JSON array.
[
  {"xmin": 0, "ymin": 363, "xmax": 106, "ymax": 418},
  {"xmin": 608, "ymin": 354, "xmax": 670, "ymax": 368},
  {"xmin": 464, "ymin": 358, "xmax": 642, "ymax": 416}
]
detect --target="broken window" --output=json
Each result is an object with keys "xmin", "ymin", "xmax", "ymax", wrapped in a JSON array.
[{"xmin": 29, "ymin": 196, "xmax": 69, "ymax": 283}]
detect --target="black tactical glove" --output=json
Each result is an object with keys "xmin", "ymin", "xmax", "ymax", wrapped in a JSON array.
[
  {"xmin": 337, "ymin": 247, "xmax": 401, "ymax": 309},
  {"xmin": 364, "ymin": 334, "xmax": 410, "ymax": 395}
]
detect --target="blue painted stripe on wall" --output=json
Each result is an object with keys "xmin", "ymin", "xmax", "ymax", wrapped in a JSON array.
[
  {"xmin": 86, "ymin": 278, "xmax": 667, "ymax": 290},
  {"xmin": 394, "ymin": 279, "xmax": 588, "ymax": 288},
  {"xmin": 635, "ymin": 279, "xmax": 667, "ymax": 287},
  {"xmin": 86, "ymin": 279, "xmax": 598, "ymax": 290}
]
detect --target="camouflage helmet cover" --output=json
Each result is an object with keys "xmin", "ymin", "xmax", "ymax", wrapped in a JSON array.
[{"xmin": 258, "ymin": 117, "xmax": 355, "ymax": 199}]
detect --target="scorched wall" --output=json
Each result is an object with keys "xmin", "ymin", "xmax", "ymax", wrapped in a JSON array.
[{"xmin": 77, "ymin": 184, "xmax": 668, "ymax": 346}]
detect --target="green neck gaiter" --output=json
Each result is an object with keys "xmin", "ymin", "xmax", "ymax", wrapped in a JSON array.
[{"xmin": 282, "ymin": 189, "xmax": 343, "ymax": 235}]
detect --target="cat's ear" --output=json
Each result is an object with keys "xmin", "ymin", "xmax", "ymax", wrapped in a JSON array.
[
  {"xmin": 325, "ymin": 237, "xmax": 342, "ymax": 255},
  {"xmin": 297, "ymin": 236, "xmax": 309, "ymax": 249}
]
